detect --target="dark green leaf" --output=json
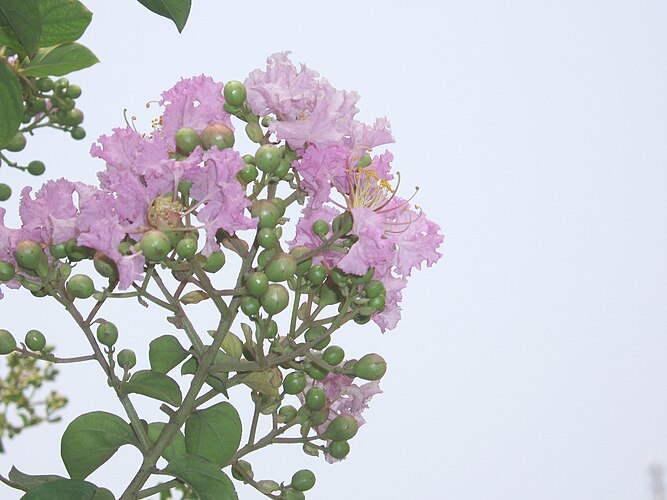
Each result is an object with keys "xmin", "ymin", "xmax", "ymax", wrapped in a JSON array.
[
  {"xmin": 184, "ymin": 402, "xmax": 241, "ymax": 467},
  {"xmin": 0, "ymin": 0, "xmax": 41, "ymax": 55},
  {"xmin": 21, "ymin": 479, "xmax": 113, "ymax": 499},
  {"xmin": 162, "ymin": 455, "xmax": 238, "ymax": 500},
  {"xmin": 61, "ymin": 411, "xmax": 139, "ymax": 480},
  {"xmin": 149, "ymin": 335, "xmax": 189, "ymax": 374},
  {"xmin": 38, "ymin": 0, "xmax": 92, "ymax": 47},
  {"xmin": 21, "ymin": 42, "xmax": 98, "ymax": 77},
  {"xmin": 136, "ymin": 0, "xmax": 191, "ymax": 32},
  {"xmin": 123, "ymin": 370, "xmax": 182, "ymax": 406},
  {"xmin": 8, "ymin": 466, "xmax": 65, "ymax": 492},
  {"xmin": 147, "ymin": 422, "xmax": 186, "ymax": 462},
  {"xmin": 0, "ymin": 62, "xmax": 22, "ymax": 148}
]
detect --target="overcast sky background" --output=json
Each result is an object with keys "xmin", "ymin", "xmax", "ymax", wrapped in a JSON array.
[{"xmin": 1, "ymin": 1, "xmax": 666, "ymax": 499}]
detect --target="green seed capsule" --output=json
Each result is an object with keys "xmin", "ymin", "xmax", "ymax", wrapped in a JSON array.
[
  {"xmin": 223, "ymin": 80, "xmax": 247, "ymax": 107},
  {"xmin": 117, "ymin": 349, "xmax": 136, "ymax": 369},
  {"xmin": 24, "ymin": 329, "xmax": 46, "ymax": 351},
  {"xmin": 175, "ymin": 127, "xmax": 201, "ymax": 154},
  {"xmin": 0, "ymin": 330, "xmax": 17, "ymax": 355},
  {"xmin": 0, "ymin": 183, "xmax": 11, "ymax": 201}
]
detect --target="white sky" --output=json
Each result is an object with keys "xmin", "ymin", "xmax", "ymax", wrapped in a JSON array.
[{"xmin": 1, "ymin": 0, "xmax": 667, "ymax": 499}]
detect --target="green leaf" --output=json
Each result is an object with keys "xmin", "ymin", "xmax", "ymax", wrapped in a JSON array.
[
  {"xmin": 61, "ymin": 411, "xmax": 139, "ymax": 480},
  {"xmin": 219, "ymin": 332, "xmax": 243, "ymax": 360},
  {"xmin": 162, "ymin": 455, "xmax": 238, "ymax": 500},
  {"xmin": 136, "ymin": 0, "xmax": 191, "ymax": 32},
  {"xmin": 0, "ymin": 0, "xmax": 41, "ymax": 55},
  {"xmin": 38, "ymin": 0, "xmax": 92, "ymax": 47},
  {"xmin": 149, "ymin": 335, "xmax": 188, "ymax": 374},
  {"xmin": 0, "ymin": 62, "xmax": 22, "ymax": 149},
  {"xmin": 147, "ymin": 423, "xmax": 186, "ymax": 462},
  {"xmin": 8, "ymin": 466, "xmax": 65, "ymax": 492},
  {"xmin": 21, "ymin": 42, "xmax": 98, "ymax": 77},
  {"xmin": 184, "ymin": 402, "xmax": 241, "ymax": 467},
  {"xmin": 21, "ymin": 479, "xmax": 113, "ymax": 499},
  {"xmin": 122, "ymin": 370, "xmax": 182, "ymax": 406},
  {"xmin": 239, "ymin": 368, "xmax": 282, "ymax": 397}
]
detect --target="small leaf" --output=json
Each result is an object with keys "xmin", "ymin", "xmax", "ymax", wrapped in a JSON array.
[
  {"xmin": 184, "ymin": 402, "xmax": 242, "ymax": 467},
  {"xmin": 220, "ymin": 332, "xmax": 243, "ymax": 359},
  {"xmin": 122, "ymin": 370, "xmax": 182, "ymax": 406},
  {"xmin": 61, "ymin": 411, "xmax": 139, "ymax": 480},
  {"xmin": 38, "ymin": 0, "xmax": 93, "ymax": 47},
  {"xmin": 162, "ymin": 455, "xmax": 237, "ymax": 500},
  {"xmin": 149, "ymin": 335, "xmax": 188, "ymax": 374},
  {"xmin": 0, "ymin": 0, "xmax": 41, "ymax": 55},
  {"xmin": 240, "ymin": 368, "xmax": 282, "ymax": 397},
  {"xmin": 147, "ymin": 423, "xmax": 186, "ymax": 462},
  {"xmin": 180, "ymin": 290, "xmax": 209, "ymax": 305},
  {"xmin": 8, "ymin": 466, "xmax": 65, "ymax": 492},
  {"xmin": 0, "ymin": 61, "xmax": 22, "ymax": 148},
  {"xmin": 21, "ymin": 42, "xmax": 98, "ymax": 77},
  {"xmin": 21, "ymin": 479, "xmax": 113, "ymax": 499},
  {"xmin": 136, "ymin": 0, "xmax": 191, "ymax": 32}
]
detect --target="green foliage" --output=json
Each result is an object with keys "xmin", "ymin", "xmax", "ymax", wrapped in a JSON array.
[
  {"xmin": 0, "ymin": 62, "xmax": 22, "ymax": 149},
  {"xmin": 147, "ymin": 422, "xmax": 187, "ymax": 462},
  {"xmin": 38, "ymin": 0, "xmax": 92, "ymax": 47},
  {"xmin": 162, "ymin": 455, "xmax": 238, "ymax": 500},
  {"xmin": 0, "ymin": 0, "xmax": 41, "ymax": 56},
  {"xmin": 60, "ymin": 411, "xmax": 139, "ymax": 480},
  {"xmin": 149, "ymin": 335, "xmax": 189, "ymax": 374},
  {"xmin": 0, "ymin": 351, "xmax": 67, "ymax": 452},
  {"xmin": 7, "ymin": 466, "xmax": 65, "ymax": 492},
  {"xmin": 20, "ymin": 479, "xmax": 113, "ymax": 499},
  {"xmin": 137, "ymin": 0, "xmax": 192, "ymax": 32},
  {"xmin": 122, "ymin": 370, "xmax": 183, "ymax": 406},
  {"xmin": 21, "ymin": 42, "xmax": 98, "ymax": 77},
  {"xmin": 184, "ymin": 402, "xmax": 242, "ymax": 467}
]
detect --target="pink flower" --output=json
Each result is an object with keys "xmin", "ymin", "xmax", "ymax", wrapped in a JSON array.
[
  {"xmin": 337, "ymin": 207, "xmax": 394, "ymax": 276},
  {"xmin": 292, "ymin": 144, "xmax": 348, "ymax": 208}
]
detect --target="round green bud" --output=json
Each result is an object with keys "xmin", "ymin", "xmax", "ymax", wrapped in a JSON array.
[
  {"xmin": 245, "ymin": 271, "xmax": 269, "ymax": 297},
  {"xmin": 66, "ymin": 274, "xmax": 95, "ymax": 299},
  {"xmin": 289, "ymin": 246, "xmax": 312, "ymax": 276},
  {"xmin": 322, "ymin": 345, "xmax": 345, "ymax": 366},
  {"xmin": 250, "ymin": 200, "xmax": 281, "ymax": 229},
  {"xmin": 140, "ymin": 230, "xmax": 171, "ymax": 262},
  {"xmin": 368, "ymin": 294, "xmax": 386, "ymax": 311},
  {"xmin": 55, "ymin": 77, "xmax": 69, "ymax": 89},
  {"xmin": 59, "ymin": 97, "xmax": 75, "ymax": 111},
  {"xmin": 256, "ymin": 248, "xmax": 277, "ymax": 269},
  {"xmin": 0, "ymin": 261, "xmax": 15, "ymax": 281},
  {"xmin": 272, "ymin": 197, "xmax": 286, "ymax": 217},
  {"xmin": 241, "ymin": 296, "xmax": 261, "ymax": 316},
  {"xmin": 203, "ymin": 251, "xmax": 226, "ymax": 273},
  {"xmin": 65, "ymin": 239, "xmax": 91, "ymax": 261},
  {"xmin": 238, "ymin": 164, "xmax": 258, "ymax": 183},
  {"xmin": 325, "ymin": 415, "xmax": 358, "ymax": 441},
  {"xmin": 0, "ymin": 330, "xmax": 17, "ymax": 355},
  {"xmin": 265, "ymin": 253, "xmax": 297, "ymax": 282},
  {"xmin": 266, "ymin": 318, "xmax": 278, "ymax": 338},
  {"xmin": 70, "ymin": 126, "xmax": 86, "ymax": 140},
  {"xmin": 27, "ymin": 160, "xmax": 45, "ymax": 176},
  {"xmin": 245, "ymin": 122, "xmax": 264, "ymax": 143},
  {"xmin": 310, "ymin": 409, "xmax": 328, "ymax": 426},
  {"xmin": 93, "ymin": 252, "xmax": 118, "ymax": 279},
  {"xmin": 283, "ymin": 371, "xmax": 307, "ymax": 394},
  {"xmin": 117, "ymin": 349, "xmax": 136, "ymax": 369},
  {"xmin": 260, "ymin": 284, "xmax": 289, "ymax": 314},
  {"xmin": 256, "ymin": 227, "xmax": 278, "ymax": 249},
  {"xmin": 49, "ymin": 243, "xmax": 68, "ymax": 259},
  {"xmin": 291, "ymin": 469, "xmax": 316, "ymax": 492},
  {"xmin": 278, "ymin": 404, "xmax": 298, "ymax": 423},
  {"xmin": 231, "ymin": 459, "xmax": 253, "ymax": 482},
  {"xmin": 201, "ymin": 123, "xmax": 235, "ymax": 150},
  {"xmin": 242, "ymin": 154, "xmax": 255, "ymax": 165},
  {"xmin": 65, "ymin": 84, "xmax": 82, "ymax": 99},
  {"xmin": 306, "ymin": 362, "xmax": 328, "ymax": 381},
  {"xmin": 363, "ymin": 279, "xmax": 385, "ymax": 299},
  {"xmin": 175, "ymin": 127, "xmax": 201, "ymax": 155},
  {"xmin": 63, "ymin": 109, "xmax": 84, "ymax": 126},
  {"xmin": 24, "ymin": 329, "xmax": 46, "ymax": 351},
  {"xmin": 223, "ymin": 80, "xmax": 247, "ymax": 107},
  {"xmin": 327, "ymin": 440, "xmax": 350, "ymax": 459},
  {"xmin": 353, "ymin": 353, "xmax": 387, "ymax": 381},
  {"xmin": 312, "ymin": 220, "xmax": 329, "ymax": 237},
  {"xmin": 36, "ymin": 78, "xmax": 54, "ymax": 92},
  {"xmin": 306, "ymin": 264, "xmax": 327, "ymax": 286},
  {"xmin": 6, "ymin": 132, "xmax": 26, "ymax": 152},
  {"xmin": 96, "ymin": 322, "xmax": 118, "ymax": 347},
  {"xmin": 176, "ymin": 237, "xmax": 197, "ymax": 260},
  {"xmin": 28, "ymin": 98, "xmax": 46, "ymax": 113},
  {"xmin": 255, "ymin": 145, "xmax": 282, "ymax": 173},
  {"xmin": 0, "ymin": 183, "xmax": 11, "ymax": 201},
  {"xmin": 332, "ymin": 211, "xmax": 353, "ymax": 235},
  {"xmin": 305, "ymin": 325, "xmax": 329, "ymax": 350},
  {"xmin": 305, "ymin": 387, "xmax": 326, "ymax": 411},
  {"xmin": 14, "ymin": 240, "xmax": 44, "ymax": 270},
  {"xmin": 261, "ymin": 116, "xmax": 271, "ymax": 128},
  {"xmin": 273, "ymin": 159, "xmax": 290, "ymax": 178}
]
